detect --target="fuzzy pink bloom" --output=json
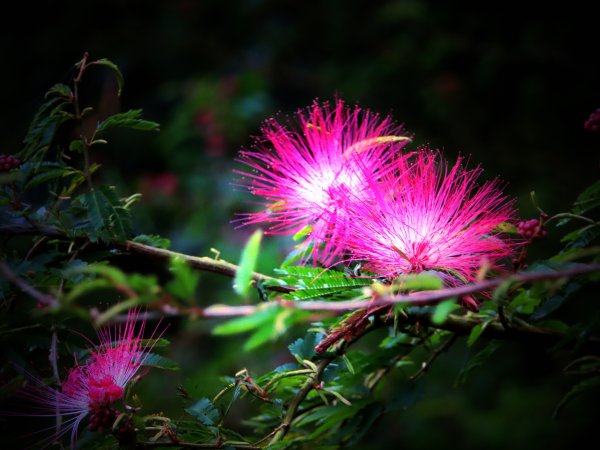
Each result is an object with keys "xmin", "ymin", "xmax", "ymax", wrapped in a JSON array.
[
  {"xmin": 23, "ymin": 309, "xmax": 163, "ymax": 448},
  {"xmin": 236, "ymin": 99, "xmax": 410, "ymax": 263},
  {"xmin": 334, "ymin": 150, "xmax": 517, "ymax": 283}
]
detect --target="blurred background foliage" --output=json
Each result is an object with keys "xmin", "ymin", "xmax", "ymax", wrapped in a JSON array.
[{"xmin": 1, "ymin": 1, "xmax": 598, "ymax": 448}]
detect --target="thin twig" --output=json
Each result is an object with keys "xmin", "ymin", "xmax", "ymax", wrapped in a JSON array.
[
  {"xmin": 0, "ymin": 222, "xmax": 292, "ymax": 292},
  {"xmin": 409, "ymin": 334, "xmax": 458, "ymax": 381},
  {"xmin": 268, "ymin": 358, "xmax": 333, "ymax": 445},
  {"xmin": 118, "ymin": 240, "xmax": 292, "ymax": 293},
  {"xmin": 0, "ymin": 261, "xmax": 59, "ymax": 307},
  {"xmin": 3, "ymin": 223, "xmax": 598, "ymax": 298}
]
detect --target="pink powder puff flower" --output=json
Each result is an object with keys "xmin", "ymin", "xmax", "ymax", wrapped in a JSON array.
[
  {"xmin": 334, "ymin": 149, "xmax": 517, "ymax": 283},
  {"xmin": 22, "ymin": 309, "xmax": 164, "ymax": 448},
  {"xmin": 236, "ymin": 99, "xmax": 410, "ymax": 264}
]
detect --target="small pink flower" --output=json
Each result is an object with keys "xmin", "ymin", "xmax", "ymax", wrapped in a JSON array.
[
  {"xmin": 23, "ymin": 309, "xmax": 164, "ymax": 448},
  {"xmin": 334, "ymin": 149, "xmax": 517, "ymax": 283},
  {"xmin": 236, "ymin": 99, "xmax": 410, "ymax": 263}
]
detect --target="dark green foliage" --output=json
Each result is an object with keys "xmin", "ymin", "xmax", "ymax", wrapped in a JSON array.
[
  {"xmin": 186, "ymin": 397, "xmax": 221, "ymax": 426},
  {"xmin": 96, "ymin": 109, "xmax": 160, "ymax": 133},
  {"xmin": 19, "ymin": 84, "xmax": 73, "ymax": 163},
  {"xmin": 79, "ymin": 186, "xmax": 133, "ymax": 243},
  {"xmin": 132, "ymin": 234, "xmax": 171, "ymax": 249}
]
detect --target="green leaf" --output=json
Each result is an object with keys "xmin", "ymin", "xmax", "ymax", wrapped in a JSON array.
[
  {"xmin": 289, "ymin": 333, "xmax": 321, "ymax": 360},
  {"xmin": 281, "ymin": 240, "xmax": 314, "ymax": 267},
  {"xmin": 561, "ymin": 224, "xmax": 600, "ymax": 249},
  {"xmin": 96, "ymin": 109, "xmax": 160, "ymax": 133},
  {"xmin": 69, "ymin": 140, "xmax": 85, "ymax": 153},
  {"xmin": 509, "ymin": 289, "xmax": 541, "ymax": 314},
  {"xmin": 342, "ymin": 354, "xmax": 355, "ymax": 375},
  {"xmin": 185, "ymin": 398, "xmax": 220, "ymax": 426},
  {"xmin": 564, "ymin": 356, "xmax": 600, "ymax": 375},
  {"xmin": 493, "ymin": 221, "xmax": 518, "ymax": 233},
  {"xmin": 467, "ymin": 324, "xmax": 484, "ymax": 347},
  {"xmin": 80, "ymin": 185, "xmax": 133, "ymax": 243},
  {"xmin": 379, "ymin": 333, "xmax": 411, "ymax": 349},
  {"xmin": 20, "ymin": 92, "xmax": 72, "ymax": 162},
  {"xmin": 47, "ymin": 83, "xmax": 73, "ymax": 98},
  {"xmin": 23, "ymin": 163, "xmax": 74, "ymax": 191},
  {"xmin": 244, "ymin": 322, "xmax": 276, "ymax": 351},
  {"xmin": 132, "ymin": 234, "xmax": 171, "ymax": 249},
  {"xmin": 143, "ymin": 353, "xmax": 179, "ymax": 371},
  {"xmin": 213, "ymin": 305, "xmax": 278, "ymax": 335},
  {"xmin": 572, "ymin": 180, "xmax": 600, "ymax": 216},
  {"xmin": 271, "ymin": 266, "xmax": 372, "ymax": 300},
  {"xmin": 531, "ymin": 280, "xmax": 582, "ymax": 320},
  {"xmin": 234, "ymin": 229, "xmax": 262, "ymax": 298},
  {"xmin": 90, "ymin": 58, "xmax": 125, "ymax": 96},
  {"xmin": 553, "ymin": 376, "xmax": 600, "ymax": 418},
  {"xmin": 455, "ymin": 341, "xmax": 500, "ymax": 386},
  {"xmin": 431, "ymin": 299, "xmax": 459, "ymax": 324},
  {"xmin": 293, "ymin": 224, "xmax": 312, "ymax": 241},
  {"xmin": 244, "ymin": 308, "xmax": 308, "ymax": 351},
  {"xmin": 394, "ymin": 271, "xmax": 444, "ymax": 291},
  {"xmin": 166, "ymin": 256, "xmax": 200, "ymax": 303}
]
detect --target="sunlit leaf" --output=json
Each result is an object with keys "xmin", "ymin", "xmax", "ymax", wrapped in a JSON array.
[
  {"xmin": 432, "ymin": 299, "xmax": 459, "ymax": 324},
  {"xmin": 234, "ymin": 229, "xmax": 262, "ymax": 298},
  {"xmin": 213, "ymin": 305, "xmax": 278, "ymax": 335}
]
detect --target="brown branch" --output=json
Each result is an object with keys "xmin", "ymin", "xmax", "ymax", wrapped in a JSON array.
[
  {"xmin": 196, "ymin": 262, "xmax": 600, "ymax": 316},
  {"xmin": 3, "ymin": 222, "xmax": 600, "ymax": 349},
  {"xmin": 117, "ymin": 240, "xmax": 291, "ymax": 293},
  {"xmin": 0, "ymin": 223, "xmax": 293, "ymax": 293}
]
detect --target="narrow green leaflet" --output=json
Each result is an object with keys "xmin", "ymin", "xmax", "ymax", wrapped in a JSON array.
[
  {"xmin": 431, "ymin": 299, "xmax": 459, "ymax": 324},
  {"xmin": 234, "ymin": 229, "xmax": 262, "ymax": 298},
  {"xmin": 89, "ymin": 58, "xmax": 125, "ymax": 96},
  {"xmin": 185, "ymin": 398, "xmax": 221, "ymax": 426},
  {"xmin": 132, "ymin": 234, "xmax": 171, "ymax": 249},
  {"xmin": 269, "ymin": 266, "xmax": 372, "ymax": 300},
  {"xmin": 96, "ymin": 109, "xmax": 160, "ymax": 133},
  {"xmin": 455, "ymin": 341, "xmax": 500, "ymax": 386},
  {"xmin": 22, "ymin": 162, "xmax": 74, "ymax": 191},
  {"xmin": 553, "ymin": 376, "xmax": 600, "ymax": 418},
  {"xmin": 561, "ymin": 224, "xmax": 600, "ymax": 250},
  {"xmin": 213, "ymin": 305, "xmax": 309, "ymax": 350},
  {"xmin": 142, "ymin": 353, "xmax": 179, "ymax": 371},
  {"xmin": 467, "ymin": 324, "xmax": 484, "ymax": 347},
  {"xmin": 293, "ymin": 224, "xmax": 312, "ymax": 241},
  {"xmin": 394, "ymin": 271, "xmax": 444, "ymax": 291},
  {"xmin": 213, "ymin": 305, "xmax": 278, "ymax": 336},
  {"xmin": 166, "ymin": 256, "xmax": 200, "ymax": 303},
  {"xmin": 572, "ymin": 180, "xmax": 600, "ymax": 216},
  {"xmin": 289, "ymin": 332, "xmax": 321, "ymax": 360},
  {"xmin": 20, "ymin": 92, "xmax": 73, "ymax": 162},
  {"xmin": 509, "ymin": 289, "xmax": 541, "ymax": 314}
]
